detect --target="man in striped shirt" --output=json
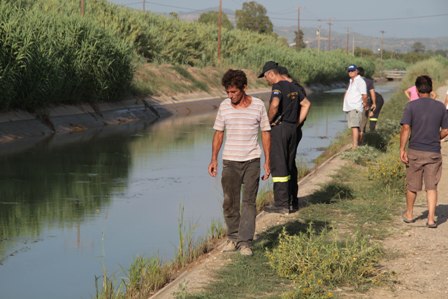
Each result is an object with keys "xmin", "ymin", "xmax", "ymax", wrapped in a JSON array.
[{"xmin": 208, "ymin": 69, "xmax": 271, "ymax": 256}]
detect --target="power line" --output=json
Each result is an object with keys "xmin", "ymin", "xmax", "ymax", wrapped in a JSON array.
[
  {"xmin": 113, "ymin": 1, "xmax": 200, "ymax": 12},
  {"xmin": 111, "ymin": 1, "xmax": 448, "ymax": 24},
  {"xmin": 269, "ymin": 13, "xmax": 448, "ymax": 23}
]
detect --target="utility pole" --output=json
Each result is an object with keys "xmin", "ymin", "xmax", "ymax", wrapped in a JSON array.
[
  {"xmin": 143, "ymin": 0, "xmax": 146, "ymax": 12},
  {"xmin": 80, "ymin": 0, "xmax": 85, "ymax": 16},
  {"xmin": 316, "ymin": 26, "xmax": 321, "ymax": 54},
  {"xmin": 327, "ymin": 19, "xmax": 332, "ymax": 51},
  {"xmin": 296, "ymin": 5, "xmax": 300, "ymax": 49},
  {"xmin": 352, "ymin": 33, "xmax": 355, "ymax": 56},
  {"xmin": 346, "ymin": 27, "xmax": 349, "ymax": 54},
  {"xmin": 217, "ymin": 0, "xmax": 222, "ymax": 64},
  {"xmin": 380, "ymin": 30, "xmax": 385, "ymax": 61}
]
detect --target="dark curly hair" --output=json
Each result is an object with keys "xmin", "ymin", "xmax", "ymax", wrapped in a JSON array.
[
  {"xmin": 221, "ymin": 69, "xmax": 247, "ymax": 90},
  {"xmin": 415, "ymin": 75, "xmax": 432, "ymax": 94}
]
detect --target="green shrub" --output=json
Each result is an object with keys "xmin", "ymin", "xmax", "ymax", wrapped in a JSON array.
[
  {"xmin": 363, "ymin": 132, "xmax": 387, "ymax": 150},
  {"xmin": 266, "ymin": 226, "xmax": 384, "ymax": 298},
  {"xmin": 367, "ymin": 140, "xmax": 406, "ymax": 191},
  {"xmin": 341, "ymin": 146, "xmax": 381, "ymax": 165}
]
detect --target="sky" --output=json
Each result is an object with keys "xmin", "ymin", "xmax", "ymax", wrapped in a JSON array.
[{"xmin": 111, "ymin": 0, "xmax": 448, "ymax": 39}]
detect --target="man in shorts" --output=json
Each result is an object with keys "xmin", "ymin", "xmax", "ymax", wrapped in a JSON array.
[
  {"xmin": 343, "ymin": 64, "xmax": 367, "ymax": 149},
  {"xmin": 400, "ymin": 75, "xmax": 448, "ymax": 228}
]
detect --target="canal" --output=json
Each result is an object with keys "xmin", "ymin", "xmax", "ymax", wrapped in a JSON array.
[{"xmin": 0, "ymin": 82, "xmax": 398, "ymax": 298}]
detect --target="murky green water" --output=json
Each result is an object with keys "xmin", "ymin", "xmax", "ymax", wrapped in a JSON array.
[{"xmin": 0, "ymin": 83, "xmax": 398, "ymax": 298}]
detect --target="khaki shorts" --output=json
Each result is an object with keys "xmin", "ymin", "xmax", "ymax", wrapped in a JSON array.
[
  {"xmin": 360, "ymin": 109, "xmax": 369, "ymax": 132},
  {"xmin": 406, "ymin": 149, "xmax": 442, "ymax": 191},
  {"xmin": 346, "ymin": 110, "xmax": 362, "ymax": 128}
]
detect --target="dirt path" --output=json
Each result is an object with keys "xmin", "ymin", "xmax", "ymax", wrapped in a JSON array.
[{"xmin": 360, "ymin": 140, "xmax": 448, "ymax": 299}]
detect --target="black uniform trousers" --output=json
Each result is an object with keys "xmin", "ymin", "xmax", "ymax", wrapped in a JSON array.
[
  {"xmin": 289, "ymin": 126, "xmax": 303, "ymax": 209},
  {"xmin": 369, "ymin": 92, "xmax": 384, "ymax": 131},
  {"xmin": 270, "ymin": 122, "xmax": 298, "ymax": 209}
]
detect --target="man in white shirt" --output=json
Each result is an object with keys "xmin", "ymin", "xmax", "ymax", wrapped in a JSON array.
[{"xmin": 343, "ymin": 64, "xmax": 368, "ymax": 149}]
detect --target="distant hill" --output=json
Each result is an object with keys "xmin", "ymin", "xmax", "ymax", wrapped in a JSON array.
[
  {"xmin": 275, "ymin": 25, "xmax": 448, "ymax": 53},
  {"xmin": 175, "ymin": 8, "xmax": 448, "ymax": 53}
]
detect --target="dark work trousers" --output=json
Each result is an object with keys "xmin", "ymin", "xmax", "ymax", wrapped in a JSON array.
[
  {"xmin": 270, "ymin": 122, "xmax": 297, "ymax": 209},
  {"xmin": 221, "ymin": 158, "xmax": 260, "ymax": 247},
  {"xmin": 369, "ymin": 93, "xmax": 384, "ymax": 131},
  {"xmin": 289, "ymin": 127, "xmax": 303, "ymax": 209}
]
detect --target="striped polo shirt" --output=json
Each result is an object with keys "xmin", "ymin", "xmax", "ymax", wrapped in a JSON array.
[{"xmin": 213, "ymin": 97, "xmax": 271, "ymax": 162}]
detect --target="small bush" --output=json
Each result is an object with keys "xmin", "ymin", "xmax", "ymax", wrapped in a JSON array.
[
  {"xmin": 367, "ymin": 143, "xmax": 405, "ymax": 191},
  {"xmin": 376, "ymin": 119, "xmax": 401, "ymax": 144},
  {"xmin": 363, "ymin": 132, "xmax": 387, "ymax": 150},
  {"xmin": 341, "ymin": 146, "xmax": 381, "ymax": 166},
  {"xmin": 266, "ymin": 226, "xmax": 385, "ymax": 298}
]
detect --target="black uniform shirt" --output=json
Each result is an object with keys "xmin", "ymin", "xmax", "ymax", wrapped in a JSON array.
[{"xmin": 270, "ymin": 80, "xmax": 306, "ymax": 124}]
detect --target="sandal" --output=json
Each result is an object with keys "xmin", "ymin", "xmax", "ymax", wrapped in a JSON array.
[
  {"xmin": 426, "ymin": 222, "xmax": 438, "ymax": 228},
  {"xmin": 402, "ymin": 212, "xmax": 416, "ymax": 223}
]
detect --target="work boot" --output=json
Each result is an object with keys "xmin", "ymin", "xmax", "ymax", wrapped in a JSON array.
[{"xmin": 290, "ymin": 198, "xmax": 299, "ymax": 213}]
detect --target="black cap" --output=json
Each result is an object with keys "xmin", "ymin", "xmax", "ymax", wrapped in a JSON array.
[
  {"xmin": 258, "ymin": 61, "xmax": 278, "ymax": 78},
  {"xmin": 347, "ymin": 64, "xmax": 358, "ymax": 72},
  {"xmin": 278, "ymin": 66, "xmax": 289, "ymax": 75}
]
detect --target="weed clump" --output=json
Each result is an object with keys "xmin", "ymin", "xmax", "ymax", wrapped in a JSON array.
[
  {"xmin": 266, "ymin": 226, "xmax": 386, "ymax": 298},
  {"xmin": 367, "ymin": 136, "xmax": 406, "ymax": 191},
  {"xmin": 341, "ymin": 146, "xmax": 381, "ymax": 166},
  {"xmin": 126, "ymin": 257, "xmax": 171, "ymax": 297}
]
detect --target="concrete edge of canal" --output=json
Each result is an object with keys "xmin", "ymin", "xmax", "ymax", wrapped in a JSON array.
[{"xmin": 0, "ymin": 89, "xmax": 275, "ymax": 150}]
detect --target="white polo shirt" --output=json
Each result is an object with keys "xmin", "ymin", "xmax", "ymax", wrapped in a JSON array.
[{"xmin": 343, "ymin": 75, "xmax": 367, "ymax": 112}]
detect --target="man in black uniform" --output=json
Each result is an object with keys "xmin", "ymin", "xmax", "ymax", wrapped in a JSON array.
[
  {"xmin": 258, "ymin": 61, "xmax": 311, "ymax": 213},
  {"xmin": 278, "ymin": 66, "xmax": 309, "ymax": 211},
  {"xmin": 357, "ymin": 67, "xmax": 384, "ymax": 132}
]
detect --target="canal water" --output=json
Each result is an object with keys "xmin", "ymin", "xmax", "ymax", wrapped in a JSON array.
[{"xmin": 0, "ymin": 82, "xmax": 398, "ymax": 298}]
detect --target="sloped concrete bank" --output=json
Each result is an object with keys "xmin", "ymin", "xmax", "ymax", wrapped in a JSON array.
[{"xmin": 0, "ymin": 90, "xmax": 265, "ymax": 155}]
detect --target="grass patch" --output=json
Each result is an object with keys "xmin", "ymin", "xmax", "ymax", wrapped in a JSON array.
[
  {"xmin": 305, "ymin": 182, "xmax": 354, "ymax": 205},
  {"xmin": 184, "ymin": 250, "xmax": 292, "ymax": 299},
  {"xmin": 171, "ymin": 65, "xmax": 209, "ymax": 92}
]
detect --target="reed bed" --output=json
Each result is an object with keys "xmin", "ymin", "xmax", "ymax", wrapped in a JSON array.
[
  {"xmin": 1, "ymin": 0, "xmax": 375, "ymax": 111},
  {"xmin": 0, "ymin": 1, "xmax": 133, "ymax": 111}
]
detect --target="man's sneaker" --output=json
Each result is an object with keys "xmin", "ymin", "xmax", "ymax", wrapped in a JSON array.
[
  {"xmin": 239, "ymin": 246, "xmax": 253, "ymax": 256},
  {"xmin": 221, "ymin": 240, "xmax": 237, "ymax": 252},
  {"xmin": 264, "ymin": 205, "xmax": 289, "ymax": 214}
]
